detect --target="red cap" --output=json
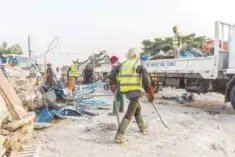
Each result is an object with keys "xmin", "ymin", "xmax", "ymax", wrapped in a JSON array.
[{"xmin": 110, "ymin": 56, "xmax": 118, "ymax": 64}]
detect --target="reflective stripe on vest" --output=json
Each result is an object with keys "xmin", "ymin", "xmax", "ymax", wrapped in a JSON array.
[
  {"xmin": 118, "ymin": 59, "xmax": 142, "ymax": 92},
  {"xmin": 69, "ymin": 63, "xmax": 79, "ymax": 77},
  {"xmin": 172, "ymin": 34, "xmax": 182, "ymax": 48}
]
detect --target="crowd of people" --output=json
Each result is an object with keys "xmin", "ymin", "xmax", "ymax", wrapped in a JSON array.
[{"xmin": 44, "ymin": 60, "xmax": 96, "ymax": 95}]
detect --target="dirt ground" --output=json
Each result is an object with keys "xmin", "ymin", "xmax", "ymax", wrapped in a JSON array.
[{"xmin": 34, "ymin": 88, "xmax": 235, "ymax": 157}]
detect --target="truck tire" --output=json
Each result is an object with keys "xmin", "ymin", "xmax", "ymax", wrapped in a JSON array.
[{"xmin": 229, "ymin": 86, "xmax": 235, "ymax": 109}]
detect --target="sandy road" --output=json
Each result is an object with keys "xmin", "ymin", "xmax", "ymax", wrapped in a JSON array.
[{"xmin": 34, "ymin": 89, "xmax": 235, "ymax": 157}]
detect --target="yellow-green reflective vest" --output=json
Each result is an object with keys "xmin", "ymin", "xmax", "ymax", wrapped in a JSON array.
[
  {"xmin": 69, "ymin": 63, "xmax": 79, "ymax": 77},
  {"xmin": 172, "ymin": 34, "xmax": 182, "ymax": 49},
  {"xmin": 118, "ymin": 59, "xmax": 142, "ymax": 92}
]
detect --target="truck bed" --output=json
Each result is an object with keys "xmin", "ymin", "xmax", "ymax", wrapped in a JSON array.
[
  {"xmin": 143, "ymin": 51, "xmax": 229, "ymax": 79},
  {"xmin": 142, "ymin": 56, "xmax": 216, "ymax": 79}
]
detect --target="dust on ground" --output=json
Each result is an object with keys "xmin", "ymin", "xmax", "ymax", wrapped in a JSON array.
[{"xmin": 33, "ymin": 88, "xmax": 235, "ymax": 157}]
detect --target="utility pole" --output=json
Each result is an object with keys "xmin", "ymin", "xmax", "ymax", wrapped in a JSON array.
[
  {"xmin": 94, "ymin": 54, "xmax": 95, "ymax": 69},
  {"xmin": 44, "ymin": 55, "xmax": 47, "ymax": 72},
  {"xmin": 28, "ymin": 36, "xmax": 32, "ymax": 59}
]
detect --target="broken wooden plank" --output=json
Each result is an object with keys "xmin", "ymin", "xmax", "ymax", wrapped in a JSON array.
[
  {"xmin": 0, "ymin": 71, "xmax": 27, "ymax": 120},
  {"xmin": 82, "ymin": 110, "xmax": 99, "ymax": 116},
  {"xmin": 78, "ymin": 104, "xmax": 111, "ymax": 110},
  {"xmin": 0, "ymin": 135, "xmax": 6, "ymax": 157},
  {"xmin": 3, "ymin": 112, "xmax": 35, "ymax": 132},
  {"xmin": 9, "ymin": 144, "xmax": 39, "ymax": 157}
]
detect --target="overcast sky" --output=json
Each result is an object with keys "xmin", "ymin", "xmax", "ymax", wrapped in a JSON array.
[{"xmin": 0, "ymin": 0, "xmax": 234, "ymax": 67}]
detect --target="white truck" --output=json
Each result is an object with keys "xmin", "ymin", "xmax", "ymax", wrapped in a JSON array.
[{"xmin": 142, "ymin": 21, "xmax": 235, "ymax": 109}]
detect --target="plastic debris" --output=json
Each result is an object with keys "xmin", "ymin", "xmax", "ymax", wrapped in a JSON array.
[
  {"xmin": 36, "ymin": 108, "xmax": 65, "ymax": 123},
  {"xmin": 77, "ymin": 100, "xmax": 109, "ymax": 106},
  {"xmin": 74, "ymin": 81, "xmax": 107, "ymax": 98}
]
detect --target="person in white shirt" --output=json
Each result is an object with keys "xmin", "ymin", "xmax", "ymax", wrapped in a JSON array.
[{"xmin": 55, "ymin": 67, "xmax": 63, "ymax": 89}]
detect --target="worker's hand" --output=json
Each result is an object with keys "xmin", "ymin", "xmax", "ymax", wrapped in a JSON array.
[{"xmin": 147, "ymin": 86, "xmax": 155, "ymax": 102}]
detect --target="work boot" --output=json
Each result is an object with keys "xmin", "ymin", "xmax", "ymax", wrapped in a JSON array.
[
  {"xmin": 108, "ymin": 101, "xmax": 118, "ymax": 116},
  {"xmin": 115, "ymin": 118, "xmax": 130, "ymax": 143},
  {"xmin": 135, "ymin": 115, "xmax": 148, "ymax": 135}
]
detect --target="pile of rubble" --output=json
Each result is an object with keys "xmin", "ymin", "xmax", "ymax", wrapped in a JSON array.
[
  {"xmin": 6, "ymin": 67, "xmax": 44, "ymax": 111},
  {"xmin": 0, "ymin": 65, "xmax": 110, "ymax": 156},
  {"xmin": 0, "ymin": 67, "xmax": 41, "ymax": 156},
  {"xmin": 0, "ymin": 75, "xmax": 34, "ymax": 155}
]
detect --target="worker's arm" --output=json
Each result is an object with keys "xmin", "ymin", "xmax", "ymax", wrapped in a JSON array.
[
  {"xmin": 137, "ymin": 65, "xmax": 155, "ymax": 102},
  {"xmin": 103, "ymin": 64, "xmax": 122, "ymax": 81},
  {"xmin": 136, "ymin": 65, "xmax": 151, "ymax": 87}
]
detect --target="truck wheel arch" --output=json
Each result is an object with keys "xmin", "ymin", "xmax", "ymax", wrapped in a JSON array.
[{"xmin": 229, "ymin": 86, "xmax": 235, "ymax": 109}]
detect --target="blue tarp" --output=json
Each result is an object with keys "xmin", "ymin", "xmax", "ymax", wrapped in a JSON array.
[
  {"xmin": 141, "ymin": 55, "xmax": 150, "ymax": 61},
  {"xmin": 177, "ymin": 93, "xmax": 194, "ymax": 104},
  {"xmin": 36, "ymin": 107, "xmax": 82, "ymax": 123},
  {"xmin": 179, "ymin": 50, "xmax": 195, "ymax": 57},
  {"xmin": 59, "ymin": 108, "xmax": 82, "ymax": 117},
  {"xmin": 36, "ymin": 108, "xmax": 64, "ymax": 123}
]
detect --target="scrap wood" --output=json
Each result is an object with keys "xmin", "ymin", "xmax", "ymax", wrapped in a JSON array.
[
  {"xmin": 81, "ymin": 110, "xmax": 99, "ymax": 116},
  {"xmin": 0, "ymin": 130, "xmax": 10, "ymax": 136},
  {"xmin": 0, "ymin": 71, "xmax": 27, "ymax": 120},
  {"xmin": 62, "ymin": 95, "xmax": 75, "ymax": 101},
  {"xmin": 162, "ymin": 96, "xmax": 177, "ymax": 100},
  {"xmin": 3, "ymin": 112, "xmax": 35, "ymax": 132},
  {"xmin": 34, "ymin": 122, "xmax": 51, "ymax": 130},
  {"xmin": 96, "ymin": 106, "xmax": 111, "ymax": 110},
  {"xmin": 0, "ymin": 135, "xmax": 6, "ymax": 157},
  {"xmin": 0, "ymin": 89, "xmax": 18, "ymax": 120},
  {"xmin": 4, "ymin": 121, "xmax": 34, "ymax": 151},
  {"xmin": 0, "ymin": 94, "xmax": 11, "ymax": 125},
  {"xmin": 79, "ymin": 104, "xmax": 111, "ymax": 110},
  {"xmin": 9, "ymin": 144, "xmax": 40, "ymax": 157}
]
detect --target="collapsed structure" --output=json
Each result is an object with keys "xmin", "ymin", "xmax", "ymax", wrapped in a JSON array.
[{"xmin": 0, "ymin": 66, "xmax": 42, "ymax": 156}]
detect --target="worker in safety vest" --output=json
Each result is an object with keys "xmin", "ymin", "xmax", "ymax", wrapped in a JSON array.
[
  {"xmin": 110, "ymin": 48, "xmax": 155, "ymax": 143},
  {"xmin": 172, "ymin": 26, "xmax": 182, "ymax": 57},
  {"xmin": 69, "ymin": 60, "xmax": 79, "ymax": 94},
  {"xmin": 102, "ymin": 55, "xmax": 124, "ymax": 116}
]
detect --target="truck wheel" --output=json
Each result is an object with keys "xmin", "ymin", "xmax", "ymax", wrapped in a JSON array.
[{"xmin": 229, "ymin": 86, "xmax": 235, "ymax": 109}]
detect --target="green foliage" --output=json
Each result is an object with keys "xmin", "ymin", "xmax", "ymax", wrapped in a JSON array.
[
  {"xmin": 142, "ymin": 33, "xmax": 211, "ymax": 56},
  {"xmin": 77, "ymin": 50, "xmax": 110, "ymax": 67},
  {"xmin": 0, "ymin": 41, "xmax": 23, "ymax": 55}
]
